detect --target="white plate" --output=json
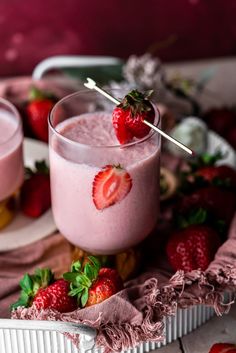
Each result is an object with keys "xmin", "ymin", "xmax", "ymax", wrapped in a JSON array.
[{"xmin": 0, "ymin": 138, "xmax": 57, "ymax": 252}]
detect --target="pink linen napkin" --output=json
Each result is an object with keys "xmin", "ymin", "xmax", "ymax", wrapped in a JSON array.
[{"xmin": 0, "ymin": 233, "xmax": 72, "ymax": 318}]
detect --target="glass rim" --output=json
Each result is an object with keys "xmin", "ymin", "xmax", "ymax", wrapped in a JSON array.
[
  {"xmin": 0, "ymin": 97, "xmax": 22, "ymax": 147},
  {"xmin": 48, "ymin": 89, "xmax": 161, "ymax": 149}
]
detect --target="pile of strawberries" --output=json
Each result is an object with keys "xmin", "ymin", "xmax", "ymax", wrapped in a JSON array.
[
  {"xmin": 166, "ymin": 153, "xmax": 236, "ymax": 272},
  {"xmin": 11, "ymin": 256, "xmax": 123, "ymax": 313}
]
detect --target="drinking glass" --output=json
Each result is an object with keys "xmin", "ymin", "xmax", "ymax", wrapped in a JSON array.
[
  {"xmin": 49, "ymin": 89, "xmax": 161, "ymax": 254},
  {"xmin": 0, "ymin": 98, "xmax": 24, "ymax": 229}
]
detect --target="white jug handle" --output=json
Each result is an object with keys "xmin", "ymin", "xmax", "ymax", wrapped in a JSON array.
[{"xmin": 32, "ymin": 55, "xmax": 122, "ymax": 80}]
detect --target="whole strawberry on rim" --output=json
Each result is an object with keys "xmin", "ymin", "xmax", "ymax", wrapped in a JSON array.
[{"xmin": 112, "ymin": 89, "xmax": 155, "ymax": 144}]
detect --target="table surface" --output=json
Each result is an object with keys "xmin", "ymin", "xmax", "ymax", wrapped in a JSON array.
[{"xmin": 154, "ymin": 304, "xmax": 236, "ymax": 353}]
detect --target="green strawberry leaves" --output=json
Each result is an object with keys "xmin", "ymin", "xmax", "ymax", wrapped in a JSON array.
[
  {"xmin": 177, "ymin": 207, "xmax": 226, "ymax": 238},
  {"xmin": 81, "ymin": 288, "xmax": 89, "ymax": 308},
  {"xmin": 11, "ymin": 268, "xmax": 54, "ymax": 310},
  {"xmin": 189, "ymin": 151, "xmax": 224, "ymax": 172},
  {"xmin": 29, "ymin": 86, "xmax": 57, "ymax": 102},
  {"xmin": 63, "ymin": 256, "xmax": 101, "ymax": 308},
  {"xmin": 25, "ymin": 160, "xmax": 49, "ymax": 178},
  {"xmin": 178, "ymin": 208, "xmax": 208, "ymax": 229},
  {"xmin": 120, "ymin": 89, "xmax": 154, "ymax": 116}
]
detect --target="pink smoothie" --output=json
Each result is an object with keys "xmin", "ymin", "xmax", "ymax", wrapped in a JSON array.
[
  {"xmin": 50, "ymin": 112, "xmax": 160, "ymax": 254},
  {"xmin": 0, "ymin": 110, "xmax": 24, "ymax": 201}
]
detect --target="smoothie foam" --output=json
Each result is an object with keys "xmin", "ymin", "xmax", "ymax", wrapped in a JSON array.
[{"xmin": 50, "ymin": 112, "xmax": 160, "ymax": 254}]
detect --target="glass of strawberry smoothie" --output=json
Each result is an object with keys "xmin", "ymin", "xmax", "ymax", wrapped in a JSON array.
[
  {"xmin": 49, "ymin": 89, "xmax": 161, "ymax": 255},
  {"xmin": 0, "ymin": 98, "xmax": 24, "ymax": 228}
]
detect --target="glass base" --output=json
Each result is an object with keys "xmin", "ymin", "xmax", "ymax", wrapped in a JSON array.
[{"xmin": 0, "ymin": 193, "xmax": 18, "ymax": 230}]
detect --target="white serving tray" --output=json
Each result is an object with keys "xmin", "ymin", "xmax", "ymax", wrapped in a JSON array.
[{"xmin": 0, "ymin": 304, "xmax": 215, "ymax": 353}]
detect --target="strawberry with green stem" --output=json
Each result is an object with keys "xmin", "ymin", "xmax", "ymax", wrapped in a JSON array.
[
  {"xmin": 63, "ymin": 256, "xmax": 123, "ymax": 307},
  {"xmin": 11, "ymin": 268, "xmax": 77, "ymax": 313},
  {"xmin": 26, "ymin": 86, "xmax": 58, "ymax": 143},
  {"xmin": 112, "ymin": 90, "xmax": 155, "ymax": 144},
  {"xmin": 181, "ymin": 152, "xmax": 236, "ymax": 191},
  {"xmin": 178, "ymin": 186, "xmax": 236, "ymax": 227}
]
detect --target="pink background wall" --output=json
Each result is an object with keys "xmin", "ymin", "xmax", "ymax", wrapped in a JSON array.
[{"xmin": 0, "ymin": 0, "xmax": 236, "ymax": 76}]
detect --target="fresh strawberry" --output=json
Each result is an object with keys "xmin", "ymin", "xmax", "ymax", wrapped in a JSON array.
[
  {"xmin": 26, "ymin": 86, "xmax": 57, "ymax": 142},
  {"xmin": 196, "ymin": 165, "xmax": 236, "ymax": 188},
  {"xmin": 20, "ymin": 160, "xmax": 51, "ymax": 218},
  {"xmin": 166, "ymin": 225, "xmax": 221, "ymax": 271},
  {"xmin": 203, "ymin": 107, "xmax": 236, "ymax": 137},
  {"xmin": 112, "ymin": 89, "xmax": 155, "ymax": 144},
  {"xmin": 33, "ymin": 279, "xmax": 77, "ymax": 313},
  {"xmin": 92, "ymin": 165, "xmax": 132, "ymax": 210},
  {"xmin": 64, "ymin": 256, "xmax": 123, "ymax": 307},
  {"xmin": 178, "ymin": 186, "xmax": 236, "ymax": 225},
  {"xmin": 11, "ymin": 268, "xmax": 77, "ymax": 313},
  {"xmin": 11, "ymin": 268, "xmax": 53, "ymax": 309},
  {"xmin": 209, "ymin": 343, "xmax": 236, "ymax": 353},
  {"xmin": 112, "ymin": 108, "xmax": 134, "ymax": 144},
  {"xmin": 86, "ymin": 267, "xmax": 123, "ymax": 307}
]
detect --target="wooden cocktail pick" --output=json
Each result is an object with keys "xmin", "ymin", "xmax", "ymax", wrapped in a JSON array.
[{"xmin": 84, "ymin": 77, "xmax": 194, "ymax": 156}]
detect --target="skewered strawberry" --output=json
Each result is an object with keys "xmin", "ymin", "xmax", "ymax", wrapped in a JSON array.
[{"xmin": 112, "ymin": 90, "xmax": 155, "ymax": 144}]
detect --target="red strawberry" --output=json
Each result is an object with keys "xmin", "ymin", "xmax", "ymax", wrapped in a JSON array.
[
  {"xmin": 86, "ymin": 267, "xmax": 123, "ymax": 307},
  {"xmin": 33, "ymin": 279, "xmax": 77, "ymax": 313},
  {"xmin": 11, "ymin": 268, "xmax": 77, "ymax": 313},
  {"xmin": 112, "ymin": 89, "xmax": 155, "ymax": 144},
  {"xmin": 179, "ymin": 186, "xmax": 236, "ymax": 225},
  {"xmin": 64, "ymin": 256, "xmax": 123, "ymax": 307},
  {"xmin": 166, "ymin": 225, "xmax": 221, "ymax": 271},
  {"xmin": 92, "ymin": 165, "xmax": 132, "ymax": 210},
  {"xmin": 209, "ymin": 343, "xmax": 236, "ymax": 353},
  {"xmin": 26, "ymin": 86, "xmax": 57, "ymax": 142},
  {"xmin": 196, "ymin": 165, "xmax": 236, "ymax": 188},
  {"xmin": 203, "ymin": 107, "xmax": 236, "ymax": 137},
  {"xmin": 20, "ymin": 160, "xmax": 51, "ymax": 218},
  {"xmin": 112, "ymin": 107, "xmax": 134, "ymax": 144}
]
